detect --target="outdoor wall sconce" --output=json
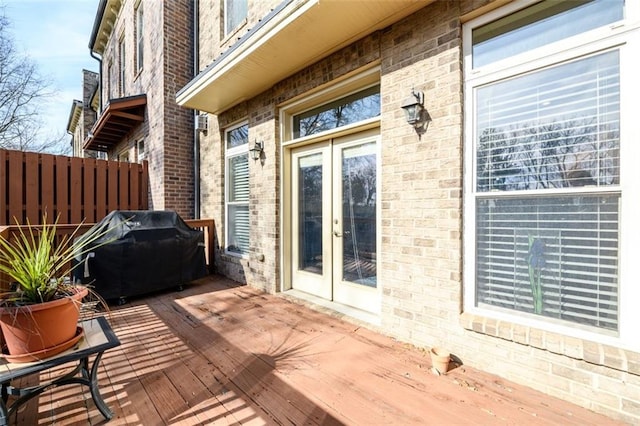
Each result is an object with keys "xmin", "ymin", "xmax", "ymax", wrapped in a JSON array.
[
  {"xmin": 401, "ymin": 89, "xmax": 425, "ymax": 128},
  {"xmin": 249, "ymin": 140, "xmax": 264, "ymax": 161}
]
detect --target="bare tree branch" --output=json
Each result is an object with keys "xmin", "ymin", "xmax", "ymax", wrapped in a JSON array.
[{"xmin": 0, "ymin": 10, "xmax": 66, "ymax": 153}]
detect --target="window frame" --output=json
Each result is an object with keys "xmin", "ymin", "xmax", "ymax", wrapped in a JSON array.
[
  {"xmin": 136, "ymin": 139, "xmax": 145, "ymax": 163},
  {"xmin": 224, "ymin": 0, "xmax": 247, "ymax": 38},
  {"xmin": 224, "ymin": 122, "xmax": 250, "ymax": 258},
  {"xmin": 280, "ymin": 66, "xmax": 381, "ymax": 145},
  {"xmin": 118, "ymin": 150, "xmax": 130, "ymax": 163},
  {"xmin": 106, "ymin": 59, "xmax": 113, "ymax": 101},
  {"xmin": 462, "ymin": 0, "xmax": 640, "ymax": 349},
  {"xmin": 118, "ymin": 35, "xmax": 126, "ymax": 96},
  {"xmin": 135, "ymin": 2, "xmax": 144, "ymax": 73}
]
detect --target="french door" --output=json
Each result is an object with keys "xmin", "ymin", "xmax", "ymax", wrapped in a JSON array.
[{"xmin": 290, "ymin": 131, "xmax": 380, "ymax": 313}]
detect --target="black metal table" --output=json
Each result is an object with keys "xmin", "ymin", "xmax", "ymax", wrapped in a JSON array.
[{"xmin": 0, "ymin": 316, "xmax": 120, "ymax": 425}]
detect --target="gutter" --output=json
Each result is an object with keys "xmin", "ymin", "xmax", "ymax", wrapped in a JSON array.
[
  {"xmin": 193, "ymin": 0, "xmax": 200, "ymax": 219},
  {"xmin": 88, "ymin": 0, "xmax": 107, "ymax": 114},
  {"xmin": 90, "ymin": 51, "xmax": 103, "ymax": 115},
  {"xmin": 88, "ymin": 0, "xmax": 107, "ymax": 54}
]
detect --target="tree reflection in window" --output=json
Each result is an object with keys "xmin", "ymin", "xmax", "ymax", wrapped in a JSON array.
[
  {"xmin": 476, "ymin": 52, "xmax": 620, "ymax": 192},
  {"xmin": 294, "ymin": 85, "xmax": 380, "ymax": 138}
]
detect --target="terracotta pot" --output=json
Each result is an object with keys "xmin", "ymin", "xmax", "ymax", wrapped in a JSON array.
[
  {"xmin": 0, "ymin": 286, "xmax": 88, "ymax": 362},
  {"xmin": 430, "ymin": 347, "xmax": 451, "ymax": 374}
]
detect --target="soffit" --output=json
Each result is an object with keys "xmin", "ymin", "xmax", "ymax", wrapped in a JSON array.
[
  {"xmin": 89, "ymin": 0, "xmax": 123, "ymax": 55},
  {"xmin": 83, "ymin": 95, "xmax": 146, "ymax": 152},
  {"xmin": 66, "ymin": 100, "xmax": 83, "ymax": 133},
  {"xmin": 177, "ymin": 0, "xmax": 432, "ymax": 114}
]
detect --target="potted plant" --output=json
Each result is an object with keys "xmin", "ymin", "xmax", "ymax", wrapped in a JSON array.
[{"xmin": 0, "ymin": 215, "xmax": 112, "ymax": 362}]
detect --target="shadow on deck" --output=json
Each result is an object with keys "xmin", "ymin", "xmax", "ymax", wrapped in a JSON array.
[{"xmin": 7, "ymin": 275, "xmax": 624, "ymax": 425}]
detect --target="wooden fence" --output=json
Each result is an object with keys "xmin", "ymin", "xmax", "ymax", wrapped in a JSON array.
[{"xmin": 0, "ymin": 149, "xmax": 148, "ymax": 226}]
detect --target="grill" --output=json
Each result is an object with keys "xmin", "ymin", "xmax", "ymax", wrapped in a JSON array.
[{"xmin": 73, "ymin": 210, "xmax": 207, "ymax": 304}]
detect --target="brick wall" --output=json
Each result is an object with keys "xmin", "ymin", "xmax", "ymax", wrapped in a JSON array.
[
  {"xmin": 379, "ymin": 0, "xmax": 463, "ymax": 352},
  {"xmin": 98, "ymin": 0, "xmax": 194, "ymax": 219},
  {"xmin": 195, "ymin": 1, "xmax": 640, "ymax": 422},
  {"xmin": 162, "ymin": 0, "xmax": 195, "ymax": 218}
]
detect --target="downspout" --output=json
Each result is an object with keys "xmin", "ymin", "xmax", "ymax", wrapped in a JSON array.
[
  {"xmin": 90, "ymin": 51, "xmax": 103, "ymax": 115},
  {"xmin": 193, "ymin": 0, "xmax": 201, "ymax": 219}
]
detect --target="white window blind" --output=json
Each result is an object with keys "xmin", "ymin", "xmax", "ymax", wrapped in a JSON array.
[
  {"xmin": 227, "ymin": 154, "xmax": 249, "ymax": 254},
  {"xmin": 476, "ymin": 195, "xmax": 619, "ymax": 330},
  {"xmin": 225, "ymin": 124, "xmax": 249, "ymax": 256},
  {"xmin": 474, "ymin": 51, "xmax": 621, "ymax": 331},
  {"xmin": 476, "ymin": 51, "xmax": 620, "ymax": 192}
]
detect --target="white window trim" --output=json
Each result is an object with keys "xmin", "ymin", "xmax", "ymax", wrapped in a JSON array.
[
  {"xmin": 279, "ymin": 65, "xmax": 381, "ymax": 145},
  {"xmin": 462, "ymin": 0, "xmax": 640, "ymax": 351},
  {"xmin": 225, "ymin": 122, "xmax": 249, "ymax": 258}
]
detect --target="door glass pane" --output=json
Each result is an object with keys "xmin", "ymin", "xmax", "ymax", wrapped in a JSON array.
[
  {"xmin": 342, "ymin": 142, "xmax": 376, "ymax": 287},
  {"xmin": 298, "ymin": 154, "xmax": 323, "ymax": 274}
]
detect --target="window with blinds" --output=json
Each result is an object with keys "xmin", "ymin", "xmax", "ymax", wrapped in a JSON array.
[
  {"xmin": 467, "ymin": 0, "xmax": 624, "ymax": 333},
  {"xmin": 225, "ymin": 124, "xmax": 249, "ymax": 256}
]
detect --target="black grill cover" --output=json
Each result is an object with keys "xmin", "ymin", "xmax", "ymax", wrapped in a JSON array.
[{"xmin": 73, "ymin": 210, "xmax": 207, "ymax": 301}]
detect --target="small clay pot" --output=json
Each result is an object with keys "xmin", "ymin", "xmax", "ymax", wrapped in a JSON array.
[{"xmin": 430, "ymin": 347, "xmax": 451, "ymax": 374}]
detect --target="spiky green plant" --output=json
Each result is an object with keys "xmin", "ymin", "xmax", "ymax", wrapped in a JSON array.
[{"xmin": 0, "ymin": 215, "xmax": 115, "ymax": 305}]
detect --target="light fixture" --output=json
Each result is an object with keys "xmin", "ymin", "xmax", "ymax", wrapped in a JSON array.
[
  {"xmin": 401, "ymin": 89, "xmax": 425, "ymax": 128},
  {"xmin": 249, "ymin": 140, "xmax": 264, "ymax": 161}
]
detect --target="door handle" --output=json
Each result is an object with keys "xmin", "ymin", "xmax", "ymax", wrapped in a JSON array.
[{"xmin": 333, "ymin": 230, "xmax": 342, "ymax": 237}]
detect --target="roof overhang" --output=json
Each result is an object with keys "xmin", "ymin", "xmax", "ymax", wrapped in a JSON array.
[
  {"xmin": 66, "ymin": 100, "xmax": 83, "ymax": 134},
  {"xmin": 89, "ymin": 0, "xmax": 122, "ymax": 55},
  {"xmin": 83, "ymin": 95, "xmax": 146, "ymax": 152},
  {"xmin": 176, "ymin": 0, "xmax": 432, "ymax": 114}
]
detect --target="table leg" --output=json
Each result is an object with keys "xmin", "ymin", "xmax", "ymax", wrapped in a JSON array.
[
  {"xmin": 2, "ymin": 352, "xmax": 113, "ymax": 422},
  {"xmin": 87, "ymin": 352, "xmax": 113, "ymax": 420}
]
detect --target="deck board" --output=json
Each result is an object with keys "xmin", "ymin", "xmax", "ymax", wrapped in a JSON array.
[{"xmin": 2, "ymin": 275, "xmax": 625, "ymax": 425}]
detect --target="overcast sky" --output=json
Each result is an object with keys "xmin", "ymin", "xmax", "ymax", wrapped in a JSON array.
[{"xmin": 3, "ymin": 0, "xmax": 98, "ymax": 150}]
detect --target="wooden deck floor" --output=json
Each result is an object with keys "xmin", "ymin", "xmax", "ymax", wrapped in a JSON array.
[{"xmin": 6, "ymin": 275, "xmax": 624, "ymax": 425}]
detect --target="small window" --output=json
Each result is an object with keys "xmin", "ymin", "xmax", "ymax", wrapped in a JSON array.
[
  {"xmin": 472, "ymin": 0, "xmax": 623, "ymax": 68},
  {"xmin": 118, "ymin": 36, "xmax": 126, "ymax": 96},
  {"xmin": 119, "ymin": 150, "xmax": 130, "ymax": 163},
  {"xmin": 106, "ymin": 60, "xmax": 113, "ymax": 100},
  {"xmin": 224, "ymin": 0, "xmax": 247, "ymax": 36},
  {"xmin": 137, "ymin": 140, "xmax": 145, "ymax": 162},
  {"xmin": 225, "ymin": 124, "xmax": 249, "ymax": 256},
  {"xmin": 293, "ymin": 85, "xmax": 380, "ymax": 138},
  {"xmin": 135, "ymin": 3, "xmax": 144, "ymax": 72}
]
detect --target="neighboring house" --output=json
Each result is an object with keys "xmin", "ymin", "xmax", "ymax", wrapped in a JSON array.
[
  {"xmin": 176, "ymin": 0, "xmax": 640, "ymax": 422},
  {"xmin": 84, "ymin": 0, "xmax": 195, "ymax": 218},
  {"xmin": 67, "ymin": 70, "xmax": 103, "ymax": 159}
]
